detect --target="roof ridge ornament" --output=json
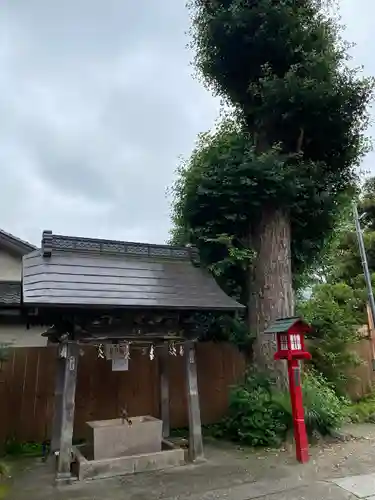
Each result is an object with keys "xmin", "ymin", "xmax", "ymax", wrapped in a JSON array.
[
  {"xmin": 42, "ymin": 230, "xmax": 53, "ymax": 257},
  {"xmin": 185, "ymin": 243, "xmax": 200, "ymax": 267},
  {"xmin": 40, "ymin": 230, "xmax": 201, "ymax": 262}
]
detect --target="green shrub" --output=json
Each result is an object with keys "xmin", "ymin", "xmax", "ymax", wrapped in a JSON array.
[
  {"xmin": 347, "ymin": 393, "xmax": 375, "ymax": 423},
  {"xmin": 274, "ymin": 371, "xmax": 348, "ymax": 437},
  {"xmin": 213, "ymin": 371, "xmax": 287, "ymax": 447},
  {"xmin": 214, "ymin": 370, "xmax": 347, "ymax": 447}
]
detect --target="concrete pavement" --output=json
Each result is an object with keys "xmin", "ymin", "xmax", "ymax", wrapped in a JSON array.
[{"xmin": 6, "ymin": 424, "xmax": 375, "ymax": 499}]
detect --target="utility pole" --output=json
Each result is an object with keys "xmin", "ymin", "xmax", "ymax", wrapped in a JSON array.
[{"xmin": 353, "ymin": 202, "xmax": 375, "ymax": 328}]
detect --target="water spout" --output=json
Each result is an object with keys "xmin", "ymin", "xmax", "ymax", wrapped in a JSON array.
[{"xmin": 120, "ymin": 407, "xmax": 132, "ymax": 426}]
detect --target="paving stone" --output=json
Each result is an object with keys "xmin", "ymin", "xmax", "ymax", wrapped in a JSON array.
[
  {"xmin": 332, "ymin": 473, "xmax": 375, "ymax": 498},
  {"xmin": 168, "ymin": 480, "xmax": 353, "ymax": 500},
  {"xmin": 261, "ymin": 483, "xmax": 357, "ymax": 500}
]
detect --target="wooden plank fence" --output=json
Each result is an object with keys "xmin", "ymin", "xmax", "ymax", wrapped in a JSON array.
[
  {"xmin": 0, "ymin": 342, "xmax": 246, "ymax": 444},
  {"xmin": 347, "ymin": 326, "xmax": 375, "ymax": 400}
]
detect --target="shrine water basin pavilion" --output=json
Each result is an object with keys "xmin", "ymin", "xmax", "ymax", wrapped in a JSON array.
[{"xmin": 20, "ymin": 230, "xmax": 244, "ymax": 481}]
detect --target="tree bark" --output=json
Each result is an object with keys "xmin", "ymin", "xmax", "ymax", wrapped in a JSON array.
[{"xmin": 248, "ymin": 206, "xmax": 294, "ymax": 387}]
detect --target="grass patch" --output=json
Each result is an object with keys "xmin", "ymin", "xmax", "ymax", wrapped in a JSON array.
[
  {"xmin": 347, "ymin": 393, "xmax": 375, "ymax": 423},
  {"xmin": 3, "ymin": 439, "xmax": 43, "ymax": 458},
  {"xmin": 0, "ymin": 461, "xmax": 11, "ymax": 500},
  {"xmin": 0, "ymin": 484, "xmax": 10, "ymax": 500},
  {"xmin": 169, "ymin": 428, "xmax": 189, "ymax": 439}
]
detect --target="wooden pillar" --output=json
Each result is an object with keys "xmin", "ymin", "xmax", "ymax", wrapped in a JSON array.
[
  {"xmin": 159, "ymin": 344, "xmax": 170, "ymax": 438},
  {"xmin": 57, "ymin": 342, "xmax": 79, "ymax": 479},
  {"xmin": 50, "ymin": 352, "xmax": 66, "ymax": 454},
  {"xmin": 185, "ymin": 341, "xmax": 203, "ymax": 461}
]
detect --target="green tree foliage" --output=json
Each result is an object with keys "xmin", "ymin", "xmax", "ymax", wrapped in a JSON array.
[
  {"xmin": 171, "ymin": 120, "xmax": 257, "ymax": 303},
  {"xmin": 295, "ymin": 179, "xmax": 375, "ymax": 396},
  {"xmin": 299, "ymin": 282, "xmax": 364, "ymax": 394},
  {"xmin": 359, "ymin": 177, "xmax": 375, "ymax": 232},
  {"xmin": 331, "ymin": 177, "xmax": 375, "ymax": 285},
  {"xmin": 172, "ymin": 0, "xmax": 373, "ymax": 372},
  {"xmin": 171, "ymin": 121, "xmax": 356, "ymax": 293},
  {"xmin": 188, "ymin": 310, "xmax": 253, "ymax": 353}
]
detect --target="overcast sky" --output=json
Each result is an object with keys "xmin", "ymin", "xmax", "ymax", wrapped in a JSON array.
[{"xmin": 0, "ymin": 1, "xmax": 374, "ymax": 247}]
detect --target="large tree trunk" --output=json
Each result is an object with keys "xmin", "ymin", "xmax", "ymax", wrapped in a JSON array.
[{"xmin": 248, "ymin": 206, "xmax": 294, "ymax": 387}]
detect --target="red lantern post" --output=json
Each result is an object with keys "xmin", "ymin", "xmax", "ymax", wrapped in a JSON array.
[{"xmin": 264, "ymin": 317, "xmax": 312, "ymax": 464}]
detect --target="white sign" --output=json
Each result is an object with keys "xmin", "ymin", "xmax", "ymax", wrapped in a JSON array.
[
  {"xmin": 68, "ymin": 356, "xmax": 76, "ymax": 371},
  {"xmin": 105, "ymin": 343, "xmax": 128, "ymax": 360},
  {"xmin": 112, "ymin": 357, "xmax": 129, "ymax": 371},
  {"xmin": 189, "ymin": 349, "xmax": 195, "ymax": 364}
]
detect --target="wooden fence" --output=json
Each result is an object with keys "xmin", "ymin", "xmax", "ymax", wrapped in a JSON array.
[
  {"xmin": 0, "ymin": 342, "xmax": 246, "ymax": 444},
  {"xmin": 347, "ymin": 325, "xmax": 375, "ymax": 400}
]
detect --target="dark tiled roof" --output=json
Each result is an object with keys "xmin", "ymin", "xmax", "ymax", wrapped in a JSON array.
[
  {"xmin": 0, "ymin": 281, "xmax": 21, "ymax": 305},
  {"xmin": 22, "ymin": 231, "xmax": 244, "ymax": 311}
]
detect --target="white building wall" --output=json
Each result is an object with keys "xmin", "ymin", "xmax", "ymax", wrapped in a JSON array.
[
  {"xmin": 0, "ymin": 325, "xmax": 47, "ymax": 347},
  {"xmin": 0, "ymin": 249, "xmax": 22, "ymax": 281}
]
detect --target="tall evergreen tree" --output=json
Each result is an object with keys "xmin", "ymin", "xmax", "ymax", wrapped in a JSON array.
[{"xmin": 172, "ymin": 0, "xmax": 373, "ymax": 375}]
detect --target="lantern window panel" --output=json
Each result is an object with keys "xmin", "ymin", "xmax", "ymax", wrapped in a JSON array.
[
  {"xmin": 279, "ymin": 334, "xmax": 288, "ymax": 350},
  {"xmin": 290, "ymin": 333, "xmax": 302, "ymax": 350}
]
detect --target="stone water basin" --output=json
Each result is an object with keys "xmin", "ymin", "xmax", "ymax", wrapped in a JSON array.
[{"xmin": 87, "ymin": 416, "xmax": 162, "ymax": 460}]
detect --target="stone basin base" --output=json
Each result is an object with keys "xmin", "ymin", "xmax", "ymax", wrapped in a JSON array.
[
  {"xmin": 74, "ymin": 440, "xmax": 186, "ymax": 481},
  {"xmin": 87, "ymin": 415, "xmax": 162, "ymax": 460}
]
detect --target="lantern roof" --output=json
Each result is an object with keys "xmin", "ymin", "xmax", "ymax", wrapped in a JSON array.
[{"xmin": 263, "ymin": 316, "xmax": 311, "ymax": 334}]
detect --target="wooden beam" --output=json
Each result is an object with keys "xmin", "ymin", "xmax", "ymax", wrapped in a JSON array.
[
  {"xmin": 50, "ymin": 349, "xmax": 66, "ymax": 454},
  {"xmin": 57, "ymin": 343, "xmax": 79, "ymax": 480},
  {"xmin": 75, "ymin": 335, "xmax": 184, "ymax": 345},
  {"xmin": 185, "ymin": 341, "xmax": 203, "ymax": 461},
  {"xmin": 159, "ymin": 345, "xmax": 170, "ymax": 438}
]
